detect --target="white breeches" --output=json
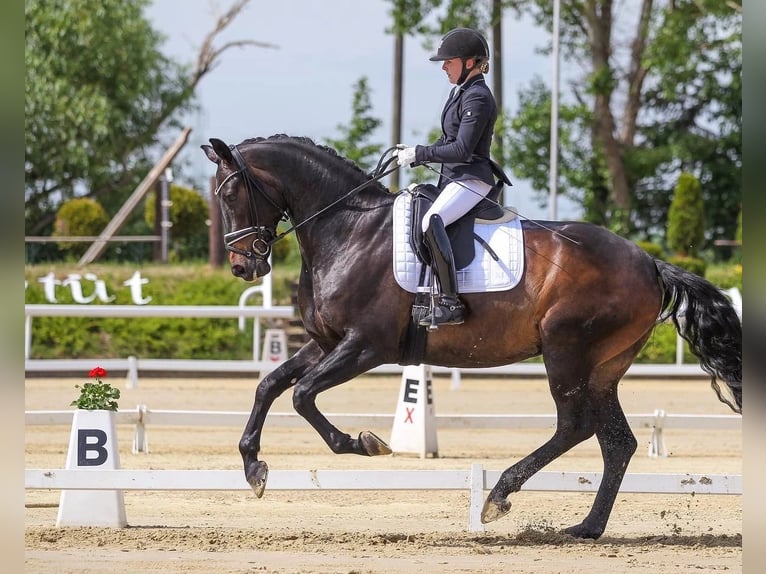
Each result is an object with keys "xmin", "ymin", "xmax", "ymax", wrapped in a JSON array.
[{"xmin": 422, "ymin": 179, "xmax": 494, "ymax": 233}]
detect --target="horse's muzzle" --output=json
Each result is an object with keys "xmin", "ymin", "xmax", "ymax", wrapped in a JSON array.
[
  {"xmin": 254, "ymin": 259, "xmax": 272, "ymax": 278},
  {"xmin": 230, "ymin": 257, "xmax": 271, "ymax": 282}
]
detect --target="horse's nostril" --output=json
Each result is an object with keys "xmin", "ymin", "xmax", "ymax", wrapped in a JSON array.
[{"xmin": 231, "ymin": 265, "xmax": 245, "ymax": 278}]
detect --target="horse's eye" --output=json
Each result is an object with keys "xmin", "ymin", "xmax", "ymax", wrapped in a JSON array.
[{"xmin": 221, "ymin": 187, "xmax": 238, "ymax": 204}]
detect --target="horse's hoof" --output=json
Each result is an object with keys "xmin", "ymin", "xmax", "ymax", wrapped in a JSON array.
[
  {"xmin": 246, "ymin": 460, "xmax": 269, "ymax": 498},
  {"xmin": 359, "ymin": 431, "xmax": 392, "ymax": 456},
  {"xmin": 563, "ymin": 522, "xmax": 603, "ymax": 540},
  {"xmin": 481, "ymin": 497, "xmax": 512, "ymax": 524}
]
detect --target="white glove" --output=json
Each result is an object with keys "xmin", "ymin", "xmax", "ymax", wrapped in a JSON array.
[{"xmin": 394, "ymin": 144, "xmax": 417, "ymax": 167}]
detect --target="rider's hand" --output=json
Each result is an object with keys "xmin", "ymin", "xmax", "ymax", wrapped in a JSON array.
[{"xmin": 394, "ymin": 144, "xmax": 417, "ymax": 168}]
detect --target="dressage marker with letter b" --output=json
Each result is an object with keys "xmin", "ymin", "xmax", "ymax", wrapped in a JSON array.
[
  {"xmin": 56, "ymin": 409, "xmax": 127, "ymax": 527},
  {"xmin": 259, "ymin": 328, "xmax": 288, "ymax": 376},
  {"xmin": 389, "ymin": 364, "xmax": 438, "ymax": 458}
]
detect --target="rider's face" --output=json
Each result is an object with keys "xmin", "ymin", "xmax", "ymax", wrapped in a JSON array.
[{"xmin": 442, "ymin": 57, "xmax": 473, "ymax": 84}]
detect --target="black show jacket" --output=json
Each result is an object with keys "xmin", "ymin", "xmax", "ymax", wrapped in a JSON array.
[{"xmin": 414, "ymin": 73, "xmax": 497, "ymax": 189}]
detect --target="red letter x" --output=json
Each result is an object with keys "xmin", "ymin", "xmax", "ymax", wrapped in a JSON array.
[{"xmin": 404, "ymin": 407, "xmax": 414, "ymax": 423}]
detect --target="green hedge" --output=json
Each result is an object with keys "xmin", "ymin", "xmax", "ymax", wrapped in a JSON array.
[
  {"xmin": 25, "ymin": 263, "xmax": 299, "ymax": 360},
  {"xmin": 25, "ymin": 261, "xmax": 739, "ymax": 363}
]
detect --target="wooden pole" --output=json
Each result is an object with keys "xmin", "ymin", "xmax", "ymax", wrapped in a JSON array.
[
  {"xmin": 76, "ymin": 127, "xmax": 192, "ymax": 267},
  {"xmin": 152, "ymin": 180, "xmax": 162, "ymax": 262},
  {"xmin": 208, "ymin": 176, "xmax": 225, "ymax": 267},
  {"xmin": 390, "ymin": 32, "xmax": 403, "ymax": 192}
]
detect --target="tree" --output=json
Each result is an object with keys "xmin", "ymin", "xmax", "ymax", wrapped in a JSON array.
[
  {"xmin": 385, "ymin": 0, "xmax": 441, "ymax": 190},
  {"xmin": 52, "ymin": 197, "xmax": 109, "ymax": 257},
  {"xmin": 505, "ymin": 79, "xmax": 600, "ymax": 220},
  {"xmin": 25, "ymin": 0, "xmax": 274, "ymax": 239},
  {"xmin": 633, "ymin": 0, "xmax": 741, "ymax": 245},
  {"xmin": 324, "ymin": 77, "xmax": 384, "ymax": 172},
  {"xmin": 667, "ymin": 172, "xmax": 705, "ymax": 257},
  {"xmin": 144, "ymin": 184, "xmax": 209, "ymax": 260},
  {"xmin": 504, "ymin": 0, "xmax": 741, "ymax": 244}
]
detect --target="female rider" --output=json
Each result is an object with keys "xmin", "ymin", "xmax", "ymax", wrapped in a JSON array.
[{"xmin": 395, "ymin": 27, "xmax": 497, "ymax": 327}]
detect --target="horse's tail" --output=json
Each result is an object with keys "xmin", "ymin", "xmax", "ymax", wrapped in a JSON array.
[{"xmin": 654, "ymin": 258, "xmax": 742, "ymax": 413}]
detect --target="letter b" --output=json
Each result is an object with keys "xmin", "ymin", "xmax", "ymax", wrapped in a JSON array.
[{"xmin": 77, "ymin": 429, "xmax": 109, "ymax": 466}]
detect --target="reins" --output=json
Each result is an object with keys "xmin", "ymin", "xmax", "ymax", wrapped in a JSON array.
[
  {"xmin": 220, "ymin": 143, "xmax": 579, "ymax": 253},
  {"xmin": 419, "ymin": 162, "xmax": 581, "ymax": 246},
  {"xmin": 264, "ymin": 146, "xmax": 400, "ymax": 246}
]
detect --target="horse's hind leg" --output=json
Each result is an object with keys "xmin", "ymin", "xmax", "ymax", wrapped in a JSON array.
[
  {"xmin": 482, "ymin": 344, "xmax": 640, "ymax": 538},
  {"xmin": 481, "ymin": 371, "xmax": 597, "ymax": 524},
  {"xmin": 563, "ymin": 383, "xmax": 636, "ymax": 539}
]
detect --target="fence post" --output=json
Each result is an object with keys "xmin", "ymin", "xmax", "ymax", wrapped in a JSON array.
[
  {"xmin": 468, "ymin": 463, "xmax": 486, "ymax": 532},
  {"xmin": 132, "ymin": 404, "xmax": 148, "ymax": 454},
  {"xmin": 649, "ymin": 408, "xmax": 667, "ymax": 458},
  {"xmin": 25, "ymin": 314, "xmax": 32, "ymax": 360},
  {"xmin": 450, "ymin": 368, "xmax": 461, "ymax": 390},
  {"xmin": 125, "ymin": 355, "xmax": 139, "ymax": 389}
]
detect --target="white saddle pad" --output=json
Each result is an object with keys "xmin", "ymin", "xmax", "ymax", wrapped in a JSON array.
[{"xmin": 392, "ymin": 192, "xmax": 525, "ymax": 294}]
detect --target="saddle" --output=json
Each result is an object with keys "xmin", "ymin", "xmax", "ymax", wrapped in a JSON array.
[{"xmin": 408, "ymin": 180, "xmax": 508, "ymax": 270}]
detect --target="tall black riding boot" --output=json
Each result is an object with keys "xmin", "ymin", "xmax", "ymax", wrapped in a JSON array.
[{"xmin": 420, "ymin": 214, "xmax": 466, "ymax": 327}]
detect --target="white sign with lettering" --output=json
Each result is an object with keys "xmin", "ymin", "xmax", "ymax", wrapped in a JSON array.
[{"xmin": 28, "ymin": 271, "xmax": 152, "ymax": 305}]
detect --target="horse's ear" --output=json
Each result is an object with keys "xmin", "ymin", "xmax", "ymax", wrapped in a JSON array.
[
  {"xmin": 208, "ymin": 138, "xmax": 234, "ymax": 165},
  {"xmin": 201, "ymin": 144, "xmax": 219, "ymax": 165}
]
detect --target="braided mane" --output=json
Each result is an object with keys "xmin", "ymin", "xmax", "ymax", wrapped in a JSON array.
[{"xmin": 241, "ymin": 134, "xmax": 386, "ymax": 192}]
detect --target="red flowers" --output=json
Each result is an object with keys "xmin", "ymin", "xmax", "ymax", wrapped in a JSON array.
[
  {"xmin": 89, "ymin": 366, "xmax": 107, "ymax": 379},
  {"xmin": 72, "ymin": 366, "xmax": 119, "ymax": 410}
]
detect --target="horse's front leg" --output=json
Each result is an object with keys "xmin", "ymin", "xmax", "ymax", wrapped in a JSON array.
[
  {"xmin": 292, "ymin": 337, "xmax": 392, "ymax": 457},
  {"xmin": 240, "ymin": 340, "xmax": 324, "ymax": 496}
]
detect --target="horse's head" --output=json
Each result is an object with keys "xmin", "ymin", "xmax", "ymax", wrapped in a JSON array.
[{"xmin": 202, "ymin": 138, "xmax": 288, "ymax": 281}]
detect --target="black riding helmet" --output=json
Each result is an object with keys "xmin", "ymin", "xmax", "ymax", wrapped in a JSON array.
[{"xmin": 429, "ymin": 27, "xmax": 489, "ymax": 84}]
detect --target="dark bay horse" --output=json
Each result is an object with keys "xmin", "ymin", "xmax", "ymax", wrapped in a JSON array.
[{"xmin": 202, "ymin": 135, "xmax": 741, "ymax": 539}]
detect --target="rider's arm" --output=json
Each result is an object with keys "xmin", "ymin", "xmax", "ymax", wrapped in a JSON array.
[{"xmin": 415, "ymin": 90, "xmax": 492, "ymax": 164}]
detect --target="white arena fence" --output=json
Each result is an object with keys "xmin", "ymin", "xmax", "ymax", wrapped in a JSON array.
[
  {"xmin": 24, "ymin": 465, "xmax": 742, "ymax": 532},
  {"xmin": 25, "ymin": 286, "xmax": 741, "ymax": 384},
  {"xmin": 25, "ymin": 406, "xmax": 741, "ymax": 458},
  {"xmin": 24, "ymin": 303, "xmax": 296, "ymax": 384},
  {"xmin": 24, "ymin": 302, "xmax": 717, "ymax": 384}
]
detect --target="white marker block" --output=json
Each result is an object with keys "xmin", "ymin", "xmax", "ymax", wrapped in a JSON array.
[
  {"xmin": 56, "ymin": 409, "xmax": 127, "ymax": 527},
  {"xmin": 389, "ymin": 364, "xmax": 438, "ymax": 458},
  {"xmin": 260, "ymin": 328, "xmax": 288, "ymax": 376}
]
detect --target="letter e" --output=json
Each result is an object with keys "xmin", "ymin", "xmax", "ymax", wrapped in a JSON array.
[{"xmin": 403, "ymin": 378, "xmax": 418, "ymax": 403}]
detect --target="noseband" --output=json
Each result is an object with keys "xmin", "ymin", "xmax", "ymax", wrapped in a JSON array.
[{"xmin": 214, "ymin": 145, "xmax": 289, "ymax": 260}]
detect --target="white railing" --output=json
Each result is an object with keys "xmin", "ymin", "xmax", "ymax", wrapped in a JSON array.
[
  {"xmin": 24, "ymin": 303, "xmax": 294, "ymax": 380},
  {"xmin": 25, "ymin": 285, "xmax": 742, "ymax": 383},
  {"xmin": 23, "ymin": 464, "xmax": 742, "ymax": 532},
  {"xmin": 25, "ymin": 406, "xmax": 741, "ymax": 458},
  {"xmin": 236, "ymin": 275, "xmax": 273, "ymax": 361}
]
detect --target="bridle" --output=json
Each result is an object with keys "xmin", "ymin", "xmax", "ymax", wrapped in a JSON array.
[
  {"xmin": 214, "ymin": 144, "xmax": 401, "ymax": 260},
  {"xmin": 213, "ymin": 145, "xmax": 289, "ymax": 260}
]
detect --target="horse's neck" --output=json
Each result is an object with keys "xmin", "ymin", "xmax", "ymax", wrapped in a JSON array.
[
  {"xmin": 260, "ymin": 141, "xmax": 394, "ymax": 259},
  {"xmin": 289, "ymin": 178, "xmax": 394, "ymax": 269},
  {"xmin": 279, "ymin": 165, "xmax": 390, "ymax": 229}
]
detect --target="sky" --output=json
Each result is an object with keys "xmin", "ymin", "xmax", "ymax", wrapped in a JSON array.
[{"xmin": 144, "ymin": 0, "xmax": 581, "ymax": 220}]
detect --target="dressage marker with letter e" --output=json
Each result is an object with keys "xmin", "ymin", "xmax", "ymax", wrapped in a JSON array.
[
  {"xmin": 390, "ymin": 364, "xmax": 438, "ymax": 458},
  {"xmin": 56, "ymin": 409, "xmax": 127, "ymax": 527}
]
